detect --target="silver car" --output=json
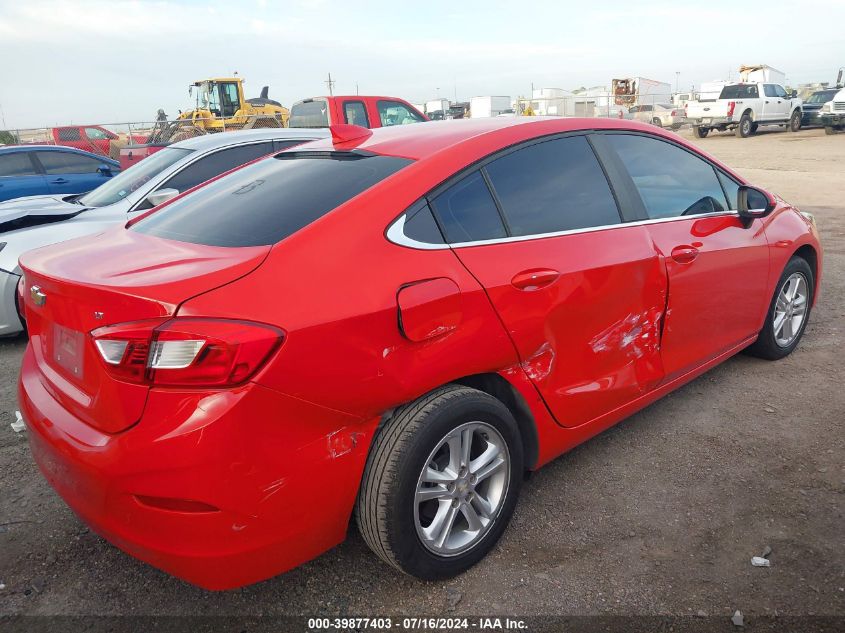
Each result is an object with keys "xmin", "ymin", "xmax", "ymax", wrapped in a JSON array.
[
  {"xmin": 0, "ymin": 128, "xmax": 328, "ymax": 336},
  {"xmin": 626, "ymin": 103, "xmax": 686, "ymax": 130}
]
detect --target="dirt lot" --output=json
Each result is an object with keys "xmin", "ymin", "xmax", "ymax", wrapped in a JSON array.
[{"xmin": 1, "ymin": 127, "xmax": 843, "ymax": 629}]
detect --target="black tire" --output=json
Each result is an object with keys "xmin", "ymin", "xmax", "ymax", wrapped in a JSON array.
[
  {"xmin": 789, "ymin": 110, "xmax": 802, "ymax": 132},
  {"xmin": 735, "ymin": 114, "xmax": 753, "ymax": 137},
  {"xmin": 692, "ymin": 126, "xmax": 709, "ymax": 138},
  {"xmin": 750, "ymin": 122, "xmax": 759, "ymax": 133},
  {"xmin": 746, "ymin": 256, "xmax": 814, "ymax": 360},
  {"xmin": 825, "ymin": 125, "xmax": 842, "ymax": 135},
  {"xmin": 652, "ymin": 117, "xmax": 663, "ymax": 128},
  {"xmin": 356, "ymin": 385, "xmax": 523, "ymax": 580}
]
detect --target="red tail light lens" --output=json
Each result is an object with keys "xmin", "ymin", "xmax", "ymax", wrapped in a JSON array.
[
  {"xmin": 91, "ymin": 318, "xmax": 284, "ymax": 387},
  {"xmin": 727, "ymin": 101, "xmax": 736, "ymax": 117}
]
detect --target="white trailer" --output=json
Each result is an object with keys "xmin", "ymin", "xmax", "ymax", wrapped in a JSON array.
[
  {"xmin": 470, "ymin": 96, "xmax": 511, "ymax": 118},
  {"xmin": 739, "ymin": 65, "xmax": 786, "ymax": 86},
  {"xmin": 425, "ymin": 99, "xmax": 450, "ymax": 115}
]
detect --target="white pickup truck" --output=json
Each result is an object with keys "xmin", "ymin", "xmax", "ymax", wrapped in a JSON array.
[
  {"xmin": 819, "ymin": 88, "xmax": 845, "ymax": 135},
  {"xmin": 685, "ymin": 82, "xmax": 803, "ymax": 138}
]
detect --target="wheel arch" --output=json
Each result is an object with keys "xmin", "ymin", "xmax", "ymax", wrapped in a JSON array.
[
  {"xmin": 373, "ymin": 372, "xmax": 541, "ymax": 472},
  {"xmin": 793, "ymin": 243, "xmax": 820, "ymax": 300}
]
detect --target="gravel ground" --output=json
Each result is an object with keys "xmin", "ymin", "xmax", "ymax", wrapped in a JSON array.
[{"xmin": 0, "ymin": 126, "xmax": 843, "ymax": 628}]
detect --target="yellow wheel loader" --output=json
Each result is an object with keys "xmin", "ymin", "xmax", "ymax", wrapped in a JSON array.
[{"xmin": 147, "ymin": 77, "xmax": 289, "ymax": 144}]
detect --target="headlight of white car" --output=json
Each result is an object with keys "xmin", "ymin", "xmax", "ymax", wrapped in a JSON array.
[{"xmin": 821, "ymin": 102, "xmax": 832, "ymax": 113}]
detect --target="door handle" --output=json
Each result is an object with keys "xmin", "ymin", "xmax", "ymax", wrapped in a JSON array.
[
  {"xmin": 511, "ymin": 268, "xmax": 560, "ymax": 291},
  {"xmin": 671, "ymin": 245, "xmax": 699, "ymax": 264},
  {"xmin": 765, "ymin": 100, "xmax": 770, "ymax": 104},
  {"xmin": 51, "ymin": 178, "xmax": 69, "ymax": 184}
]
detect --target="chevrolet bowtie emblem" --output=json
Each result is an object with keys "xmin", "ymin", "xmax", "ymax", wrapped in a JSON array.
[{"xmin": 30, "ymin": 285, "xmax": 46, "ymax": 307}]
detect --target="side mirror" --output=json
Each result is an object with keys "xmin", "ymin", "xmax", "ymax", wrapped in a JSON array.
[
  {"xmin": 97, "ymin": 164, "xmax": 113, "ymax": 176},
  {"xmin": 146, "ymin": 188, "xmax": 180, "ymax": 207},
  {"xmin": 737, "ymin": 185, "xmax": 775, "ymax": 226}
]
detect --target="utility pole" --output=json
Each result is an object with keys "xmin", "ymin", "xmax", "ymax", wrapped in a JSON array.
[
  {"xmin": 675, "ymin": 71, "xmax": 680, "ymax": 93},
  {"xmin": 325, "ymin": 73, "xmax": 335, "ymax": 96}
]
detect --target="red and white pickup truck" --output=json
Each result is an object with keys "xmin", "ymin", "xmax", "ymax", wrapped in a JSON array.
[
  {"xmin": 50, "ymin": 125, "xmax": 146, "ymax": 158},
  {"xmin": 287, "ymin": 95, "xmax": 428, "ymax": 129},
  {"xmin": 685, "ymin": 82, "xmax": 802, "ymax": 138}
]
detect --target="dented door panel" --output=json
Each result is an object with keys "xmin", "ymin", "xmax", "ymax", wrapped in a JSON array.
[{"xmin": 451, "ymin": 225, "xmax": 667, "ymax": 428}]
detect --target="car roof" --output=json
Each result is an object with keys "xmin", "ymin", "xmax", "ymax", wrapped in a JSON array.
[
  {"xmin": 169, "ymin": 127, "xmax": 330, "ymax": 151},
  {"xmin": 0, "ymin": 144, "xmax": 119, "ymax": 163},
  {"xmin": 297, "ymin": 117, "xmax": 672, "ymax": 162}
]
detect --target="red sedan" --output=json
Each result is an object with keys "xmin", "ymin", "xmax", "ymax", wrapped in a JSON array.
[{"xmin": 18, "ymin": 118, "xmax": 821, "ymax": 589}]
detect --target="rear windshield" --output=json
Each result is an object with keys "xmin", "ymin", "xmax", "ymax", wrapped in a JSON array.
[
  {"xmin": 288, "ymin": 100, "xmax": 330, "ymax": 128},
  {"xmin": 131, "ymin": 152, "xmax": 412, "ymax": 247},
  {"xmin": 719, "ymin": 84, "xmax": 759, "ymax": 99}
]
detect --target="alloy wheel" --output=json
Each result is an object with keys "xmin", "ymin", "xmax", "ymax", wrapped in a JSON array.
[
  {"xmin": 414, "ymin": 422, "xmax": 510, "ymax": 556},
  {"xmin": 773, "ymin": 272, "xmax": 809, "ymax": 347}
]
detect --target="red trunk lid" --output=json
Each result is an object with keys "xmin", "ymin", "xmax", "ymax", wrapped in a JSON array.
[{"xmin": 19, "ymin": 228, "xmax": 270, "ymax": 433}]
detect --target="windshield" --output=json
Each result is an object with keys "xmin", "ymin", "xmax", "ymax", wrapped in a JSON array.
[
  {"xmin": 806, "ymin": 91, "xmax": 838, "ymax": 104},
  {"xmin": 78, "ymin": 147, "xmax": 193, "ymax": 208},
  {"xmin": 289, "ymin": 100, "xmax": 330, "ymax": 128}
]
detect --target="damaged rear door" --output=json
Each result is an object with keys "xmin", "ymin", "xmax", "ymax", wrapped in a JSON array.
[{"xmin": 428, "ymin": 134, "xmax": 668, "ymax": 428}]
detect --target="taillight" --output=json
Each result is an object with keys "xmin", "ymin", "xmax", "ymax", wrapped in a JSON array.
[
  {"xmin": 671, "ymin": 110, "xmax": 678, "ymax": 116},
  {"xmin": 727, "ymin": 101, "xmax": 736, "ymax": 117},
  {"xmin": 91, "ymin": 318, "xmax": 284, "ymax": 387}
]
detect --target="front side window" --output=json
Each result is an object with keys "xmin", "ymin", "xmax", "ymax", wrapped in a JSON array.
[
  {"xmin": 344, "ymin": 101, "xmax": 370, "ymax": 128},
  {"xmin": 0, "ymin": 153, "xmax": 37, "ymax": 177},
  {"xmin": 78, "ymin": 147, "xmax": 192, "ymax": 208},
  {"xmin": 717, "ymin": 171, "xmax": 740, "ymax": 210},
  {"xmin": 377, "ymin": 101, "xmax": 425, "ymax": 126},
  {"xmin": 605, "ymin": 134, "xmax": 730, "ymax": 218},
  {"xmin": 774, "ymin": 85, "xmax": 788, "ymax": 99},
  {"xmin": 430, "ymin": 171, "xmax": 506, "ymax": 243},
  {"xmin": 132, "ymin": 152, "xmax": 413, "ymax": 247},
  {"xmin": 484, "ymin": 136, "xmax": 621, "ymax": 236},
  {"xmin": 36, "ymin": 151, "xmax": 103, "ymax": 174},
  {"xmin": 85, "ymin": 127, "xmax": 113, "ymax": 140}
]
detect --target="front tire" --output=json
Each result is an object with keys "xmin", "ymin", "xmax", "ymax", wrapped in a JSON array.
[
  {"xmin": 789, "ymin": 110, "xmax": 802, "ymax": 132},
  {"xmin": 746, "ymin": 256, "xmax": 814, "ymax": 360},
  {"xmin": 356, "ymin": 385, "xmax": 523, "ymax": 580}
]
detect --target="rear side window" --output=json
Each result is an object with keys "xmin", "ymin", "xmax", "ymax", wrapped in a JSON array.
[
  {"xmin": 0, "ymin": 153, "xmax": 37, "ymax": 177},
  {"xmin": 289, "ymin": 100, "xmax": 330, "ymax": 128},
  {"xmin": 484, "ymin": 136, "xmax": 621, "ymax": 236},
  {"xmin": 343, "ymin": 101, "xmax": 370, "ymax": 128},
  {"xmin": 605, "ymin": 134, "xmax": 729, "ymax": 218},
  {"xmin": 35, "ymin": 151, "xmax": 103, "ymax": 174},
  {"xmin": 132, "ymin": 152, "xmax": 412, "ymax": 247},
  {"xmin": 136, "ymin": 142, "xmax": 276, "ymax": 209},
  {"xmin": 430, "ymin": 171, "xmax": 506, "ymax": 242},
  {"xmin": 402, "ymin": 201, "xmax": 445, "ymax": 244}
]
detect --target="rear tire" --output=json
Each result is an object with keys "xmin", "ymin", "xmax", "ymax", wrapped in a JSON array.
[
  {"xmin": 746, "ymin": 256, "xmax": 814, "ymax": 360},
  {"xmin": 736, "ymin": 114, "xmax": 753, "ymax": 137},
  {"xmin": 652, "ymin": 117, "xmax": 663, "ymax": 128},
  {"xmin": 356, "ymin": 385, "xmax": 523, "ymax": 580},
  {"xmin": 692, "ymin": 126, "xmax": 709, "ymax": 138},
  {"xmin": 789, "ymin": 110, "xmax": 802, "ymax": 132}
]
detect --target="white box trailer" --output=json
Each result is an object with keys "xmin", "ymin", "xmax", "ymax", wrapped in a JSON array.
[
  {"xmin": 739, "ymin": 65, "xmax": 786, "ymax": 86},
  {"xmin": 425, "ymin": 99, "xmax": 450, "ymax": 114},
  {"xmin": 470, "ymin": 95, "xmax": 511, "ymax": 118}
]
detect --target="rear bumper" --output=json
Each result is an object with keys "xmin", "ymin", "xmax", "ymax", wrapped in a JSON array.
[
  {"xmin": 689, "ymin": 116, "xmax": 732, "ymax": 127},
  {"xmin": 0, "ymin": 268, "xmax": 24, "ymax": 337},
  {"xmin": 19, "ymin": 344, "xmax": 377, "ymax": 589}
]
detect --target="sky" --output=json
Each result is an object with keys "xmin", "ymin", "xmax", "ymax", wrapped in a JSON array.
[{"xmin": 1, "ymin": 0, "xmax": 844, "ymax": 129}]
